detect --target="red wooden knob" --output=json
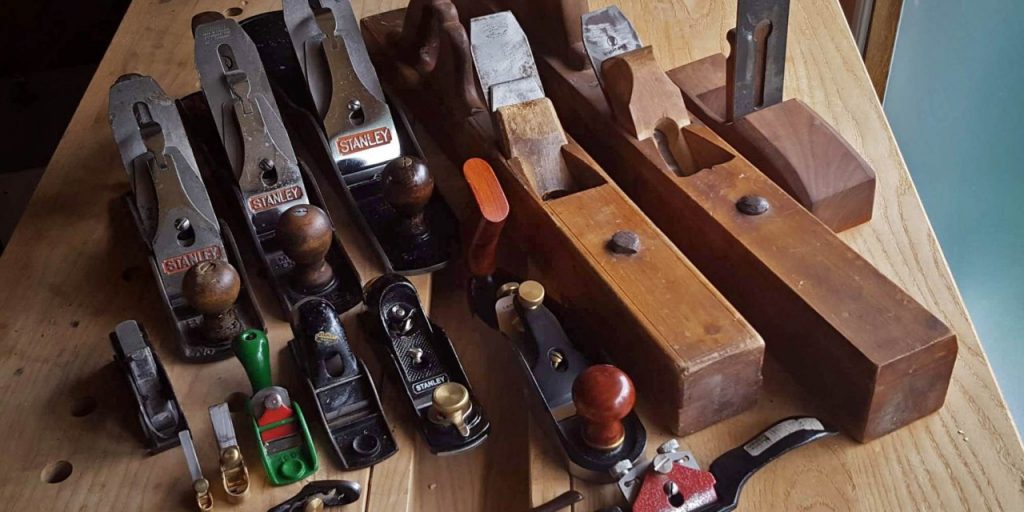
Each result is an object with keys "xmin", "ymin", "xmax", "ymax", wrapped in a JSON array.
[
  {"xmin": 277, "ymin": 204, "xmax": 335, "ymax": 292},
  {"xmin": 573, "ymin": 364, "xmax": 635, "ymax": 451}
]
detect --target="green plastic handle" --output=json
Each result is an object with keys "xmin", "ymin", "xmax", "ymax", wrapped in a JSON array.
[{"xmin": 233, "ymin": 328, "xmax": 272, "ymax": 393}]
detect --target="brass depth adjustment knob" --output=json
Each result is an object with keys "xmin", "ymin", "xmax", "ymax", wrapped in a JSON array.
[
  {"xmin": 572, "ymin": 364, "xmax": 636, "ymax": 451},
  {"xmin": 277, "ymin": 204, "xmax": 336, "ymax": 293},
  {"xmin": 382, "ymin": 156, "xmax": 434, "ymax": 239},
  {"xmin": 516, "ymin": 280, "xmax": 545, "ymax": 310},
  {"xmin": 182, "ymin": 260, "xmax": 242, "ymax": 343},
  {"xmin": 430, "ymin": 382, "xmax": 472, "ymax": 437}
]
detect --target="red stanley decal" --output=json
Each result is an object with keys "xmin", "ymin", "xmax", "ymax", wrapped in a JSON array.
[
  {"xmin": 248, "ymin": 185, "xmax": 305, "ymax": 213},
  {"xmin": 160, "ymin": 245, "xmax": 223, "ymax": 275},
  {"xmin": 335, "ymin": 127, "xmax": 393, "ymax": 156}
]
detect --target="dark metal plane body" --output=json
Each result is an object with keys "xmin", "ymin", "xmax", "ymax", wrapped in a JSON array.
[
  {"xmin": 193, "ymin": 16, "xmax": 362, "ymax": 316},
  {"xmin": 363, "ymin": 274, "xmax": 490, "ymax": 454},
  {"xmin": 288, "ymin": 298, "xmax": 398, "ymax": 469},
  {"xmin": 110, "ymin": 320, "xmax": 189, "ymax": 453},
  {"xmin": 108, "ymin": 74, "xmax": 264, "ymax": 361}
]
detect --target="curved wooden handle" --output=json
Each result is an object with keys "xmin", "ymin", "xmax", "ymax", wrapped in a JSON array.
[
  {"xmin": 399, "ymin": 0, "xmax": 486, "ymax": 118},
  {"xmin": 463, "ymin": 158, "xmax": 509, "ymax": 277}
]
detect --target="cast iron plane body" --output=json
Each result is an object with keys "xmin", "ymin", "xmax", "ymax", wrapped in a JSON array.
[
  {"xmin": 193, "ymin": 16, "xmax": 362, "ymax": 317},
  {"xmin": 363, "ymin": 273, "xmax": 490, "ymax": 454},
  {"xmin": 288, "ymin": 297, "xmax": 398, "ymax": 469},
  {"xmin": 110, "ymin": 320, "xmax": 189, "ymax": 454},
  {"xmin": 108, "ymin": 74, "xmax": 264, "ymax": 362}
]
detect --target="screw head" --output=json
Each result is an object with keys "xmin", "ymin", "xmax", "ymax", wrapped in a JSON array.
[
  {"xmin": 347, "ymin": 99, "xmax": 363, "ymax": 112},
  {"xmin": 736, "ymin": 195, "xmax": 770, "ymax": 215},
  {"xmin": 611, "ymin": 459, "xmax": 634, "ymax": 479},
  {"xmin": 657, "ymin": 439, "xmax": 680, "ymax": 454},
  {"xmin": 264, "ymin": 392, "xmax": 283, "ymax": 410},
  {"xmin": 258, "ymin": 158, "xmax": 275, "ymax": 171},
  {"xmin": 608, "ymin": 230, "xmax": 641, "ymax": 255},
  {"xmin": 653, "ymin": 453, "xmax": 674, "ymax": 474}
]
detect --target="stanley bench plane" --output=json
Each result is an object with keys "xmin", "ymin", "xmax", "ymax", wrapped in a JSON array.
[
  {"xmin": 280, "ymin": 0, "xmax": 457, "ymax": 274},
  {"xmin": 234, "ymin": 328, "xmax": 319, "ymax": 485},
  {"xmin": 361, "ymin": 1, "xmax": 766, "ymax": 437},
  {"xmin": 464, "ymin": 158, "xmax": 646, "ymax": 482},
  {"xmin": 667, "ymin": 0, "xmax": 876, "ymax": 232},
  {"xmin": 193, "ymin": 15, "xmax": 362, "ymax": 317},
  {"xmin": 288, "ymin": 297, "xmax": 398, "ymax": 469},
  {"xmin": 481, "ymin": 1, "xmax": 957, "ymax": 441},
  {"xmin": 602, "ymin": 417, "xmax": 837, "ymax": 512},
  {"xmin": 108, "ymin": 74, "xmax": 264, "ymax": 361},
  {"xmin": 363, "ymin": 273, "xmax": 490, "ymax": 454}
]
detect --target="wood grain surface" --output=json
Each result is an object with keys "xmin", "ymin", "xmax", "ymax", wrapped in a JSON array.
[{"xmin": 0, "ymin": 1, "xmax": 1020, "ymax": 512}]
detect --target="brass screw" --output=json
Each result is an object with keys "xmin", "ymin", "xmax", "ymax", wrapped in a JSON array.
[
  {"xmin": 549, "ymin": 350, "xmax": 565, "ymax": 370},
  {"xmin": 516, "ymin": 281, "xmax": 545, "ymax": 309}
]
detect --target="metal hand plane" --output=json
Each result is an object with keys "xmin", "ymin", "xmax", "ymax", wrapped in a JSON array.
[
  {"xmin": 273, "ymin": 0, "xmax": 457, "ymax": 275},
  {"xmin": 463, "ymin": 157, "xmax": 646, "ymax": 482},
  {"xmin": 363, "ymin": 273, "xmax": 490, "ymax": 454},
  {"xmin": 193, "ymin": 14, "xmax": 362, "ymax": 317},
  {"xmin": 108, "ymin": 74, "xmax": 264, "ymax": 361},
  {"xmin": 288, "ymin": 297, "xmax": 398, "ymax": 469}
]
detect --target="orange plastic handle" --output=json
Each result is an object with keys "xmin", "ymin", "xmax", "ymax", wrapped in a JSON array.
[{"xmin": 463, "ymin": 158, "xmax": 510, "ymax": 277}]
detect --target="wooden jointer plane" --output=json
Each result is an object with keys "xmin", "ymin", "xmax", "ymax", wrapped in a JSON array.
[
  {"xmin": 454, "ymin": 0, "xmax": 956, "ymax": 442},
  {"xmin": 361, "ymin": 0, "xmax": 766, "ymax": 436}
]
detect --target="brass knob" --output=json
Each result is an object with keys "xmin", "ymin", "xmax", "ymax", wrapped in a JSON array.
[
  {"xmin": 516, "ymin": 280, "xmax": 545, "ymax": 310},
  {"xmin": 431, "ymin": 382, "xmax": 472, "ymax": 437},
  {"xmin": 304, "ymin": 497, "xmax": 325, "ymax": 512}
]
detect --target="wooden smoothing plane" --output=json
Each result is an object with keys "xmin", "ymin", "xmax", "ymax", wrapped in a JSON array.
[
  {"xmin": 108, "ymin": 74, "xmax": 264, "ymax": 362},
  {"xmin": 361, "ymin": 1, "xmax": 765, "ymax": 437},
  {"xmin": 281, "ymin": 0, "xmax": 457, "ymax": 274},
  {"xmin": 463, "ymin": 158, "xmax": 646, "ymax": 482},
  {"xmin": 193, "ymin": 15, "xmax": 362, "ymax": 317},
  {"xmin": 473, "ymin": 0, "xmax": 956, "ymax": 441},
  {"xmin": 666, "ymin": 0, "xmax": 876, "ymax": 232}
]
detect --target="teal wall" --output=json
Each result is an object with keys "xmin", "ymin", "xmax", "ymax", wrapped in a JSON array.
[{"xmin": 884, "ymin": 0, "xmax": 1024, "ymax": 426}]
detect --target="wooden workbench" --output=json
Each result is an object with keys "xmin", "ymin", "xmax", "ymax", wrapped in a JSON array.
[{"xmin": 0, "ymin": 0, "xmax": 1021, "ymax": 510}]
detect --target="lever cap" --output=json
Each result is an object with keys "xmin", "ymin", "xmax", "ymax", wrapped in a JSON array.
[
  {"xmin": 182, "ymin": 260, "xmax": 240, "ymax": 315},
  {"xmin": 573, "ymin": 364, "xmax": 635, "ymax": 451}
]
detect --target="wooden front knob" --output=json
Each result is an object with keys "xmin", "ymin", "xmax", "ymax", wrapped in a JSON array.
[
  {"xmin": 277, "ymin": 204, "xmax": 335, "ymax": 293},
  {"xmin": 382, "ymin": 156, "xmax": 433, "ymax": 237},
  {"xmin": 573, "ymin": 364, "xmax": 636, "ymax": 451},
  {"xmin": 182, "ymin": 260, "xmax": 242, "ymax": 342}
]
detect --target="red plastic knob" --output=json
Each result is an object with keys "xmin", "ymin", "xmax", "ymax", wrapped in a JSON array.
[{"xmin": 573, "ymin": 364, "xmax": 636, "ymax": 451}]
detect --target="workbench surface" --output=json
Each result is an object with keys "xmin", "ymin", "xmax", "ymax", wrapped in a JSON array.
[{"xmin": 1, "ymin": 1, "xmax": 1021, "ymax": 511}]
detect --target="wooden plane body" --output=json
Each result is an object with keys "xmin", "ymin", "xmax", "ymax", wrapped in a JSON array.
[
  {"xmin": 361, "ymin": 6, "xmax": 765, "ymax": 436},
  {"xmin": 532, "ymin": 35, "xmax": 956, "ymax": 442},
  {"xmin": 669, "ymin": 53, "xmax": 876, "ymax": 232}
]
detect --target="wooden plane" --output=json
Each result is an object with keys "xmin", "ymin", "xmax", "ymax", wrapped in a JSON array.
[{"xmin": 456, "ymin": 0, "xmax": 957, "ymax": 442}]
